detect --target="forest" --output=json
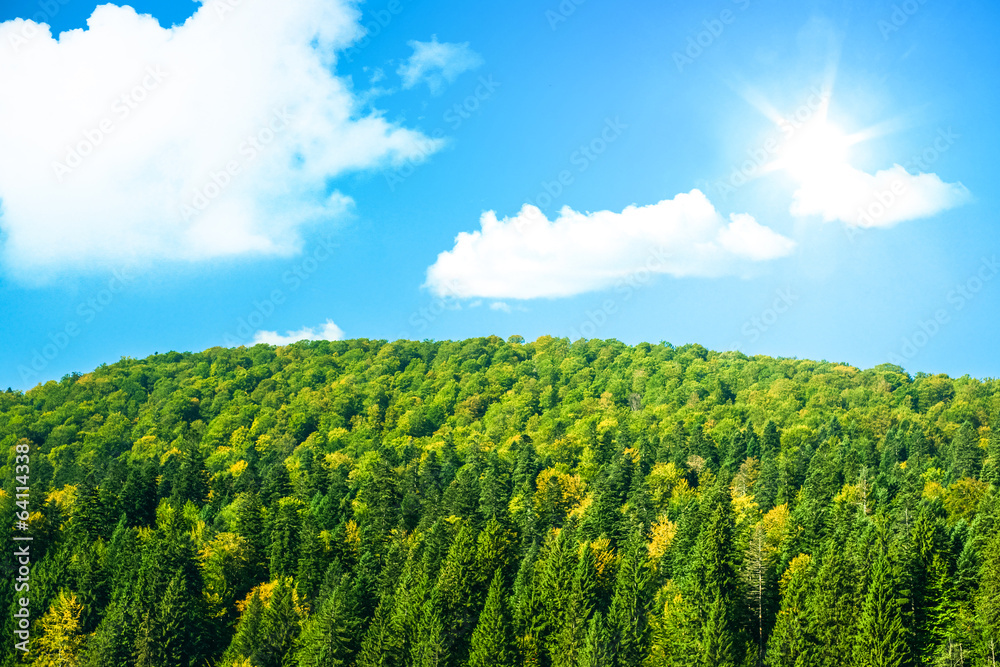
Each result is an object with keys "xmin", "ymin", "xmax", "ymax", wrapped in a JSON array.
[{"xmin": 1, "ymin": 335, "xmax": 999, "ymax": 667}]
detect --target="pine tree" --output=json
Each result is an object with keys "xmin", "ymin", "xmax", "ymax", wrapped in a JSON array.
[
  {"xmin": 609, "ymin": 532, "xmax": 653, "ymax": 667},
  {"xmin": 975, "ymin": 529, "xmax": 1000, "ymax": 667},
  {"xmin": 950, "ymin": 422, "xmax": 982, "ymax": 481},
  {"xmin": 686, "ymin": 478, "xmax": 743, "ymax": 667},
  {"xmin": 355, "ymin": 595, "xmax": 399, "ymax": 667},
  {"xmin": 766, "ymin": 554, "xmax": 813, "ymax": 667},
  {"xmin": 84, "ymin": 599, "xmax": 137, "ymax": 667},
  {"xmin": 224, "ymin": 591, "xmax": 264, "ymax": 666},
  {"xmin": 468, "ymin": 570, "xmax": 514, "ymax": 667},
  {"xmin": 296, "ymin": 583, "xmax": 361, "ymax": 667},
  {"xmin": 32, "ymin": 591, "xmax": 85, "ymax": 667},
  {"xmin": 135, "ymin": 573, "xmax": 205, "ymax": 667},
  {"xmin": 256, "ymin": 578, "xmax": 302, "ymax": 667},
  {"xmin": 578, "ymin": 611, "xmax": 612, "ymax": 667},
  {"xmin": 270, "ymin": 498, "xmax": 305, "ymax": 579},
  {"xmin": 805, "ymin": 542, "xmax": 858, "ymax": 667},
  {"xmin": 984, "ymin": 415, "xmax": 1000, "ymax": 486},
  {"xmin": 551, "ymin": 546, "xmax": 597, "ymax": 667},
  {"xmin": 296, "ymin": 512, "xmax": 325, "ymax": 606},
  {"xmin": 414, "ymin": 597, "xmax": 448, "ymax": 667},
  {"xmin": 234, "ymin": 492, "xmax": 268, "ymax": 581},
  {"xmin": 853, "ymin": 532, "xmax": 908, "ymax": 667}
]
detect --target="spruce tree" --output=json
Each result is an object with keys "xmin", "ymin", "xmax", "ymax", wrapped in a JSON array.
[
  {"xmin": 256, "ymin": 578, "xmax": 302, "ymax": 667},
  {"xmin": 468, "ymin": 570, "xmax": 514, "ymax": 667},
  {"xmin": 609, "ymin": 532, "xmax": 653, "ymax": 667},
  {"xmin": 224, "ymin": 591, "xmax": 264, "ymax": 666},
  {"xmin": 975, "ymin": 530, "xmax": 1000, "ymax": 666},
  {"xmin": 766, "ymin": 554, "xmax": 813, "ymax": 667},
  {"xmin": 853, "ymin": 534, "xmax": 908, "ymax": 667},
  {"xmin": 578, "ymin": 611, "xmax": 612, "ymax": 667}
]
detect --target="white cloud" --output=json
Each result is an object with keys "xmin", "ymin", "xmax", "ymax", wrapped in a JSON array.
[
  {"xmin": 425, "ymin": 189, "xmax": 796, "ymax": 300},
  {"xmin": 789, "ymin": 164, "xmax": 971, "ymax": 228},
  {"xmin": 0, "ymin": 2, "xmax": 443, "ymax": 280},
  {"xmin": 397, "ymin": 36, "xmax": 482, "ymax": 94},
  {"xmin": 252, "ymin": 319, "xmax": 345, "ymax": 346},
  {"xmin": 489, "ymin": 301, "xmax": 511, "ymax": 312}
]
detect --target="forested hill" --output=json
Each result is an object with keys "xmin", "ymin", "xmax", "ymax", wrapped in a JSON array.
[{"xmin": 2, "ymin": 336, "xmax": 1000, "ymax": 667}]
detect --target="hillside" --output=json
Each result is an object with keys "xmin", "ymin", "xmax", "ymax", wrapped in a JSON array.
[{"xmin": 2, "ymin": 336, "xmax": 999, "ymax": 667}]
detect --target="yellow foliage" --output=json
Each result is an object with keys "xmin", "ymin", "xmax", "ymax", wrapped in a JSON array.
[
  {"xmin": 46, "ymin": 485, "xmax": 78, "ymax": 511},
  {"xmin": 159, "ymin": 446, "xmax": 183, "ymax": 466},
  {"xmin": 761, "ymin": 503, "xmax": 791, "ymax": 548},
  {"xmin": 834, "ymin": 483, "xmax": 860, "ymax": 506},
  {"xmin": 228, "ymin": 459, "xmax": 248, "ymax": 477},
  {"xmin": 648, "ymin": 462, "xmax": 692, "ymax": 510},
  {"xmin": 534, "ymin": 467, "xmax": 587, "ymax": 518},
  {"xmin": 345, "ymin": 519, "xmax": 361, "ymax": 555},
  {"xmin": 589, "ymin": 537, "xmax": 617, "ymax": 590},
  {"xmin": 731, "ymin": 457, "xmax": 760, "ymax": 498},
  {"xmin": 237, "ymin": 581, "xmax": 277, "ymax": 612},
  {"xmin": 923, "ymin": 480, "xmax": 947, "ymax": 502},
  {"xmin": 943, "ymin": 478, "xmax": 988, "ymax": 524},
  {"xmin": 648, "ymin": 516, "xmax": 678, "ymax": 561},
  {"xmin": 780, "ymin": 553, "xmax": 812, "ymax": 596},
  {"xmin": 326, "ymin": 450, "xmax": 353, "ymax": 469},
  {"xmin": 33, "ymin": 591, "xmax": 84, "ymax": 667},
  {"xmin": 567, "ymin": 492, "xmax": 593, "ymax": 520}
]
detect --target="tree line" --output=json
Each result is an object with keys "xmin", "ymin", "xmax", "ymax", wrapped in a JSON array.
[{"xmin": 1, "ymin": 335, "xmax": 998, "ymax": 666}]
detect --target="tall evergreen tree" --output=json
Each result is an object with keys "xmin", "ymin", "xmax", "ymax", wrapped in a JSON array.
[
  {"xmin": 609, "ymin": 533, "xmax": 653, "ymax": 667},
  {"xmin": 852, "ymin": 527, "xmax": 908, "ymax": 667},
  {"xmin": 468, "ymin": 570, "xmax": 514, "ymax": 667}
]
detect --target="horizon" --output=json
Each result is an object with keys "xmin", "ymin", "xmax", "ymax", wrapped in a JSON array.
[{"xmin": 1, "ymin": 0, "xmax": 998, "ymax": 390}]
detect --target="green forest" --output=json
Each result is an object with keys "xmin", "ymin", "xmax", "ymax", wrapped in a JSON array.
[{"xmin": 2, "ymin": 336, "xmax": 999, "ymax": 667}]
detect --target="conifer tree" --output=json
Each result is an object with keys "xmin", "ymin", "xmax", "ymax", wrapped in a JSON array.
[
  {"xmin": 578, "ymin": 610, "xmax": 612, "ymax": 667},
  {"xmin": 32, "ymin": 591, "xmax": 85, "ymax": 667},
  {"xmin": 468, "ymin": 570, "xmax": 514, "ymax": 667},
  {"xmin": 975, "ymin": 530, "xmax": 1000, "ymax": 667},
  {"xmin": 766, "ymin": 554, "xmax": 813, "ymax": 667},
  {"xmin": 853, "ymin": 530, "xmax": 908, "ymax": 667},
  {"xmin": 356, "ymin": 595, "xmax": 400, "ymax": 667},
  {"xmin": 224, "ymin": 591, "xmax": 264, "ymax": 667},
  {"xmin": 135, "ymin": 573, "xmax": 205, "ymax": 667},
  {"xmin": 256, "ymin": 578, "xmax": 302, "ymax": 667},
  {"xmin": 609, "ymin": 532, "xmax": 653, "ymax": 667},
  {"xmin": 950, "ymin": 422, "xmax": 982, "ymax": 481}
]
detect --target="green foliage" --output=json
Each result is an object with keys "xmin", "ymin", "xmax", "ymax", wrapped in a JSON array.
[{"xmin": 1, "ymin": 337, "xmax": 998, "ymax": 666}]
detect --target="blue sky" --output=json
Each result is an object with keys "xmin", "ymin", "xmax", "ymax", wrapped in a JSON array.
[{"xmin": 0, "ymin": 0, "xmax": 997, "ymax": 390}]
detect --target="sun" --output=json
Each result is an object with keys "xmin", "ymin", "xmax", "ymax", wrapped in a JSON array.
[{"xmin": 776, "ymin": 119, "xmax": 853, "ymax": 181}]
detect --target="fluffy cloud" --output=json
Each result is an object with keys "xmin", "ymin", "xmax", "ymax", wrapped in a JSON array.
[
  {"xmin": 0, "ymin": 1, "xmax": 442, "ymax": 280},
  {"xmin": 425, "ymin": 189, "xmax": 796, "ymax": 299},
  {"xmin": 397, "ymin": 36, "xmax": 482, "ymax": 94},
  {"xmin": 252, "ymin": 319, "xmax": 344, "ymax": 346},
  {"xmin": 790, "ymin": 163, "xmax": 971, "ymax": 228}
]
